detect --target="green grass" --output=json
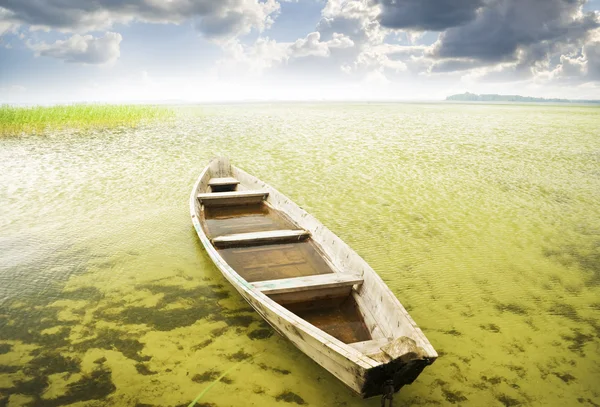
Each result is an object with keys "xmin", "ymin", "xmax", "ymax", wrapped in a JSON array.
[{"xmin": 0, "ymin": 104, "xmax": 173, "ymax": 136}]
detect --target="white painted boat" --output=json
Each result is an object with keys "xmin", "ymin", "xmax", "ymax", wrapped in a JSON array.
[{"xmin": 190, "ymin": 158, "xmax": 437, "ymax": 399}]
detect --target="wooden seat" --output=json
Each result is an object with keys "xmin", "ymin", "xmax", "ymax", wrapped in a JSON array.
[
  {"xmin": 198, "ymin": 190, "xmax": 269, "ymax": 206},
  {"xmin": 252, "ymin": 273, "xmax": 363, "ymax": 295},
  {"xmin": 212, "ymin": 229, "xmax": 310, "ymax": 248},
  {"xmin": 209, "ymin": 177, "xmax": 240, "ymax": 187},
  {"xmin": 209, "ymin": 177, "xmax": 240, "ymax": 192}
]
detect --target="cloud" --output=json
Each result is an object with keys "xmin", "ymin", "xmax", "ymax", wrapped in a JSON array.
[
  {"xmin": 214, "ymin": 37, "xmax": 290, "ymax": 79},
  {"xmin": 290, "ymin": 32, "xmax": 354, "ymax": 57},
  {"xmin": 549, "ymin": 36, "xmax": 600, "ymax": 81},
  {"xmin": 432, "ymin": 0, "xmax": 600, "ymax": 63},
  {"xmin": 352, "ymin": 47, "xmax": 408, "ymax": 73},
  {"xmin": 376, "ymin": 0, "xmax": 483, "ymax": 31},
  {"xmin": 429, "ymin": 58, "xmax": 485, "ymax": 73},
  {"xmin": 290, "ymin": 32, "xmax": 331, "ymax": 57},
  {"xmin": 27, "ymin": 32, "xmax": 122, "ymax": 65},
  {"xmin": 193, "ymin": 0, "xmax": 280, "ymax": 40},
  {"xmin": 0, "ymin": 7, "xmax": 18, "ymax": 35},
  {"xmin": 551, "ymin": 54, "xmax": 587, "ymax": 80},
  {"xmin": 371, "ymin": 43, "xmax": 430, "ymax": 57},
  {"xmin": 3, "ymin": 0, "xmax": 600, "ymax": 97},
  {"xmin": 584, "ymin": 38, "xmax": 600, "ymax": 79},
  {"xmin": 318, "ymin": 0, "xmax": 385, "ymax": 46},
  {"xmin": 303, "ymin": 1, "xmax": 436, "ymax": 81},
  {"xmin": 397, "ymin": 0, "xmax": 600, "ymax": 88},
  {"xmin": 328, "ymin": 32, "xmax": 355, "ymax": 49},
  {"xmin": 0, "ymin": 0, "xmax": 280, "ymax": 40},
  {"xmin": 213, "ymin": 30, "xmax": 356, "ymax": 80},
  {"xmin": 309, "ymin": 0, "xmax": 395, "ymax": 79}
]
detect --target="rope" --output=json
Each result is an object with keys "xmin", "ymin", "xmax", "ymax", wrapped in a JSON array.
[
  {"xmin": 381, "ymin": 380, "xmax": 394, "ymax": 407},
  {"xmin": 187, "ymin": 349, "xmax": 264, "ymax": 407},
  {"xmin": 187, "ymin": 362, "xmax": 242, "ymax": 407}
]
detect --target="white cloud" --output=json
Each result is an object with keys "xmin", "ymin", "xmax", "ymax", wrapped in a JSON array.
[
  {"xmin": 354, "ymin": 48, "xmax": 407, "ymax": 72},
  {"xmin": 0, "ymin": 7, "xmax": 18, "ymax": 35},
  {"xmin": 290, "ymin": 32, "xmax": 330, "ymax": 57},
  {"xmin": 548, "ymin": 35, "xmax": 600, "ymax": 81},
  {"xmin": 328, "ymin": 32, "xmax": 355, "ymax": 49},
  {"xmin": 300, "ymin": 0, "xmax": 399, "ymax": 79},
  {"xmin": 553, "ymin": 54, "xmax": 587, "ymax": 78},
  {"xmin": 215, "ymin": 37, "xmax": 290, "ymax": 77},
  {"xmin": 27, "ymin": 32, "xmax": 122, "ymax": 65},
  {"xmin": 215, "ymin": 30, "xmax": 355, "ymax": 79},
  {"xmin": 318, "ymin": 0, "xmax": 386, "ymax": 46},
  {"xmin": 209, "ymin": 1, "xmax": 392, "ymax": 84},
  {"xmin": 584, "ymin": 37, "xmax": 600, "ymax": 79},
  {"xmin": 290, "ymin": 31, "xmax": 354, "ymax": 57}
]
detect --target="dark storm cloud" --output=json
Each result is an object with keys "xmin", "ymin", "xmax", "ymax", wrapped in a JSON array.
[
  {"xmin": 0, "ymin": 0, "xmax": 279, "ymax": 39},
  {"xmin": 373, "ymin": 0, "xmax": 599, "ymax": 78},
  {"xmin": 376, "ymin": 0, "xmax": 484, "ymax": 31},
  {"xmin": 432, "ymin": 0, "xmax": 600, "ymax": 62}
]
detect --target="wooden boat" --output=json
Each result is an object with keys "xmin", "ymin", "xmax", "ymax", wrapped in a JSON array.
[{"xmin": 189, "ymin": 158, "xmax": 437, "ymax": 399}]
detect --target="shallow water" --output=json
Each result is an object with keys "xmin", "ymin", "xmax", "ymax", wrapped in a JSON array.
[{"xmin": 1, "ymin": 103, "xmax": 599, "ymax": 406}]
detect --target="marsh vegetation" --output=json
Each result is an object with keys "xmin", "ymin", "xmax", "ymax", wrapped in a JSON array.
[{"xmin": 0, "ymin": 104, "xmax": 173, "ymax": 136}]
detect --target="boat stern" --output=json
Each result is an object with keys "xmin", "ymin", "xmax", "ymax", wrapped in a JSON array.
[
  {"xmin": 360, "ymin": 355, "xmax": 436, "ymax": 398},
  {"xmin": 358, "ymin": 336, "xmax": 437, "ymax": 398}
]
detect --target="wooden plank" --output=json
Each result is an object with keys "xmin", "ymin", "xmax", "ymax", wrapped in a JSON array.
[
  {"xmin": 209, "ymin": 156, "xmax": 231, "ymax": 178},
  {"xmin": 198, "ymin": 190, "xmax": 268, "ymax": 200},
  {"xmin": 269, "ymin": 286, "xmax": 352, "ymax": 306},
  {"xmin": 209, "ymin": 177, "xmax": 240, "ymax": 187},
  {"xmin": 212, "ymin": 229, "xmax": 309, "ymax": 248},
  {"xmin": 252, "ymin": 273, "xmax": 363, "ymax": 295},
  {"xmin": 197, "ymin": 190, "xmax": 268, "ymax": 206},
  {"xmin": 348, "ymin": 337, "xmax": 390, "ymax": 355},
  {"xmin": 352, "ymin": 291, "xmax": 387, "ymax": 339}
]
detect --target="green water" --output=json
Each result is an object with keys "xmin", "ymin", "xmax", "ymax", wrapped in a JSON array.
[{"xmin": 1, "ymin": 103, "xmax": 599, "ymax": 406}]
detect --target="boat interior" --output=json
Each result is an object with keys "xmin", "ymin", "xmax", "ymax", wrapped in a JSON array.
[{"xmin": 198, "ymin": 175, "xmax": 374, "ymax": 345}]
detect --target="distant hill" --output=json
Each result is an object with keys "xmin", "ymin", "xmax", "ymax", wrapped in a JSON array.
[{"xmin": 446, "ymin": 92, "xmax": 600, "ymax": 104}]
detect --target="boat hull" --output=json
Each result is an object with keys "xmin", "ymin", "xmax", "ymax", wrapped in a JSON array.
[{"xmin": 190, "ymin": 158, "xmax": 437, "ymax": 398}]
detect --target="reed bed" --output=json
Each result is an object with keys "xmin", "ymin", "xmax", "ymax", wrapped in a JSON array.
[{"xmin": 0, "ymin": 104, "xmax": 173, "ymax": 136}]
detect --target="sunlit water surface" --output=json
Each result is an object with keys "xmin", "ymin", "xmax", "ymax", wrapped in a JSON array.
[{"xmin": 1, "ymin": 103, "xmax": 599, "ymax": 407}]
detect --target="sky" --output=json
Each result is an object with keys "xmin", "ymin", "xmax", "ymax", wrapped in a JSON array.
[{"xmin": 0, "ymin": 0, "xmax": 599, "ymax": 103}]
